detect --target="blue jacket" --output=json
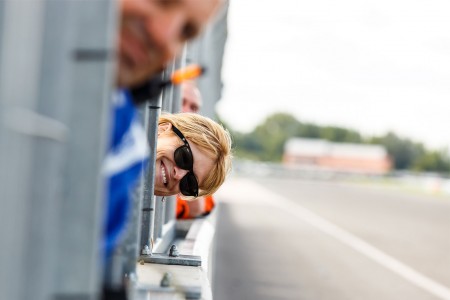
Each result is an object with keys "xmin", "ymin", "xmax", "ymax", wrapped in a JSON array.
[{"xmin": 103, "ymin": 90, "xmax": 148, "ymax": 258}]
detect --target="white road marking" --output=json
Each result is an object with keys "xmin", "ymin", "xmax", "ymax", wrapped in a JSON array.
[{"xmin": 218, "ymin": 178, "xmax": 450, "ymax": 300}]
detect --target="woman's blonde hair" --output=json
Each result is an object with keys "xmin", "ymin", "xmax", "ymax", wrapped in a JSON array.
[{"xmin": 159, "ymin": 113, "xmax": 232, "ymax": 197}]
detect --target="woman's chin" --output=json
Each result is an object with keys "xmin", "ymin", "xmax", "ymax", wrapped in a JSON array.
[{"xmin": 154, "ymin": 185, "xmax": 174, "ymax": 197}]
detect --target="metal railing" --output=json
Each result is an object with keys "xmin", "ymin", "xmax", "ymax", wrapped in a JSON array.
[
  {"xmin": 104, "ymin": 53, "xmax": 188, "ymax": 295},
  {"xmin": 0, "ymin": 0, "xmax": 228, "ymax": 299}
]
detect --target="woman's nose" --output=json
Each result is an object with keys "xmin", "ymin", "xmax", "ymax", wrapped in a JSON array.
[{"xmin": 173, "ymin": 166, "xmax": 189, "ymax": 181}]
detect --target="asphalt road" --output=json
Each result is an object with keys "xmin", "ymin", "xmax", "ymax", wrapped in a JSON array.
[{"xmin": 212, "ymin": 176, "xmax": 450, "ymax": 300}]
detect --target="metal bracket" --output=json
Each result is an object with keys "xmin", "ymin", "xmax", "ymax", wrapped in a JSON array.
[
  {"xmin": 139, "ymin": 253, "xmax": 201, "ymax": 267},
  {"xmin": 139, "ymin": 244, "xmax": 201, "ymax": 267}
]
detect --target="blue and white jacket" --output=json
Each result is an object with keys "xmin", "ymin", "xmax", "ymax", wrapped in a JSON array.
[{"xmin": 103, "ymin": 90, "xmax": 148, "ymax": 258}]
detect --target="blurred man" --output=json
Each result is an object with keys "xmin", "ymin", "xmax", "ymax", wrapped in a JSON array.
[
  {"xmin": 117, "ymin": 0, "xmax": 223, "ymax": 88},
  {"xmin": 105, "ymin": 0, "xmax": 224, "ymax": 258},
  {"xmin": 176, "ymin": 81, "xmax": 216, "ymax": 219},
  {"xmin": 181, "ymin": 80, "xmax": 202, "ymax": 113}
]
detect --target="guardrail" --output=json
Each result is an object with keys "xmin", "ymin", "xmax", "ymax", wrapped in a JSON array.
[{"xmin": 0, "ymin": 0, "xmax": 228, "ymax": 299}]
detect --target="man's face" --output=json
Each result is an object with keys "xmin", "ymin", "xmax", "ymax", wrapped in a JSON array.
[
  {"xmin": 117, "ymin": 0, "xmax": 222, "ymax": 88},
  {"xmin": 181, "ymin": 82, "xmax": 202, "ymax": 113}
]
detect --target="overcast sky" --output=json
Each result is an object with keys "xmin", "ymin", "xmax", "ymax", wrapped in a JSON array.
[{"xmin": 216, "ymin": 0, "xmax": 450, "ymax": 150}]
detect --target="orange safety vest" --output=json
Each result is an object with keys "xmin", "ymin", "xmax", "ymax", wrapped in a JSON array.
[{"xmin": 176, "ymin": 195, "xmax": 215, "ymax": 219}]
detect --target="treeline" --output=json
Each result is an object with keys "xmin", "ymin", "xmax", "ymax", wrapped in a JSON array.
[{"xmin": 221, "ymin": 113, "xmax": 450, "ymax": 174}]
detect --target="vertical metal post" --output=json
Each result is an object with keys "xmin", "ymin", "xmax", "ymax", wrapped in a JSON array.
[
  {"xmin": 152, "ymin": 64, "xmax": 176, "ymax": 240},
  {"xmin": 140, "ymin": 94, "xmax": 162, "ymax": 253},
  {"xmin": 153, "ymin": 196, "xmax": 166, "ymax": 240},
  {"xmin": 53, "ymin": 1, "xmax": 117, "ymax": 298},
  {"xmin": 165, "ymin": 52, "xmax": 186, "ymax": 224},
  {"xmin": 0, "ymin": 1, "xmax": 116, "ymax": 300},
  {"xmin": 121, "ymin": 164, "xmax": 146, "ymax": 277},
  {"xmin": 163, "ymin": 196, "xmax": 175, "ymax": 225},
  {"xmin": 171, "ymin": 46, "xmax": 186, "ymax": 114},
  {"xmin": 0, "ymin": 0, "xmax": 4, "ymax": 70},
  {"xmin": 0, "ymin": 2, "xmax": 49, "ymax": 299},
  {"xmin": 162, "ymin": 61, "xmax": 176, "ymax": 112}
]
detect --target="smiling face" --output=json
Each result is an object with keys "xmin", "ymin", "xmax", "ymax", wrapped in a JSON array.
[
  {"xmin": 117, "ymin": 0, "xmax": 222, "ymax": 88},
  {"xmin": 153, "ymin": 124, "xmax": 214, "ymax": 196}
]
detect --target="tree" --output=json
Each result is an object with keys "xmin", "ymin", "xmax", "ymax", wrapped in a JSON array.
[
  {"xmin": 369, "ymin": 132, "xmax": 425, "ymax": 170},
  {"xmin": 413, "ymin": 150, "xmax": 450, "ymax": 173},
  {"xmin": 225, "ymin": 112, "xmax": 450, "ymax": 173},
  {"xmin": 319, "ymin": 126, "xmax": 362, "ymax": 143},
  {"xmin": 251, "ymin": 113, "xmax": 301, "ymax": 161}
]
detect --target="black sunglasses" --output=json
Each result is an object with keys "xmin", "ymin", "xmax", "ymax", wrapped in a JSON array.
[{"xmin": 172, "ymin": 125, "xmax": 199, "ymax": 197}]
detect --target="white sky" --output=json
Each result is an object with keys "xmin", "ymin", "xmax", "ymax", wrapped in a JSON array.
[{"xmin": 216, "ymin": 0, "xmax": 450, "ymax": 150}]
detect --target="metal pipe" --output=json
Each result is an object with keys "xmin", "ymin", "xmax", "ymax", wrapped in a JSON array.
[
  {"xmin": 165, "ymin": 50, "xmax": 186, "ymax": 224},
  {"xmin": 153, "ymin": 196, "xmax": 165, "ymax": 240},
  {"xmin": 140, "ymin": 94, "xmax": 162, "ymax": 254}
]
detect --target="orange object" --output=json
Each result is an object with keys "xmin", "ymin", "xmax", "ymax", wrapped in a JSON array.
[
  {"xmin": 176, "ymin": 195, "xmax": 215, "ymax": 219},
  {"xmin": 203, "ymin": 195, "xmax": 215, "ymax": 214},
  {"xmin": 176, "ymin": 198, "xmax": 190, "ymax": 219},
  {"xmin": 171, "ymin": 64, "xmax": 205, "ymax": 85}
]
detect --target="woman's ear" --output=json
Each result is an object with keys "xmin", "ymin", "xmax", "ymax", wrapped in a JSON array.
[{"xmin": 157, "ymin": 122, "xmax": 172, "ymax": 136}]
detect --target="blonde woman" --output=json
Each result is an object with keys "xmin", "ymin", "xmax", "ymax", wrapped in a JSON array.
[
  {"xmin": 155, "ymin": 113, "xmax": 232, "ymax": 198},
  {"xmin": 105, "ymin": 110, "xmax": 232, "ymax": 256}
]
